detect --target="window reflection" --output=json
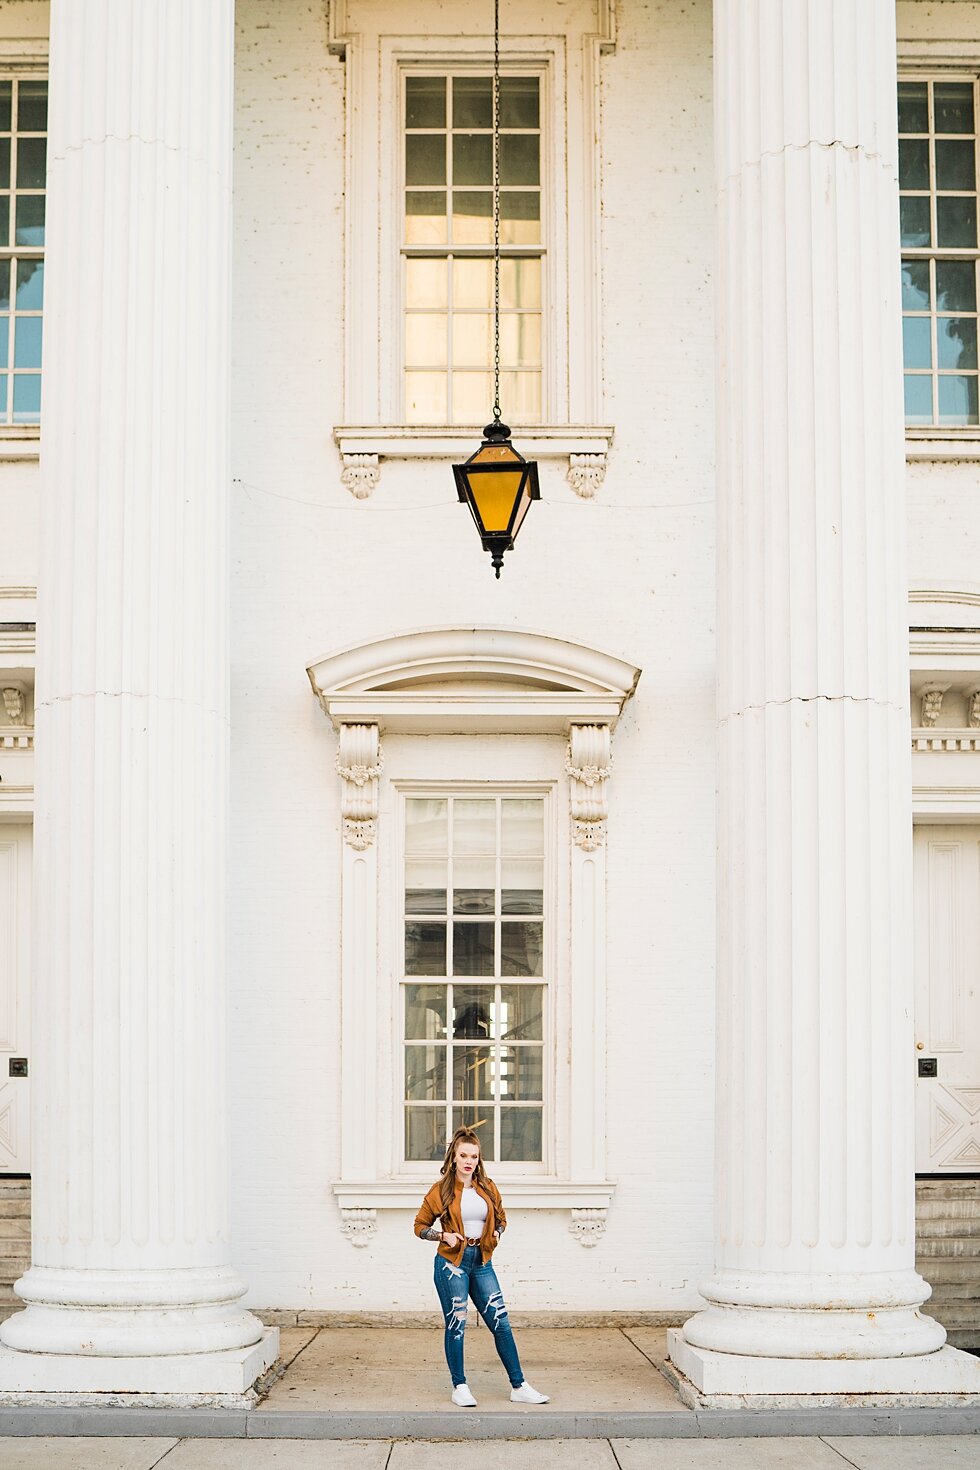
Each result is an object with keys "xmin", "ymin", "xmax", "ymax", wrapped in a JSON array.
[
  {"xmin": 403, "ymin": 71, "xmax": 543, "ymax": 423},
  {"xmin": 900, "ymin": 76, "xmax": 979, "ymax": 427},
  {"xmin": 402, "ymin": 794, "xmax": 546, "ymax": 1162},
  {"xmin": 0, "ymin": 78, "xmax": 46, "ymax": 424}
]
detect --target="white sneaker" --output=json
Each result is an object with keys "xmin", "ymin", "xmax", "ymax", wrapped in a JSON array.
[
  {"xmin": 510, "ymin": 1381, "xmax": 549, "ymax": 1404},
  {"xmin": 451, "ymin": 1383, "xmax": 478, "ymax": 1407}
]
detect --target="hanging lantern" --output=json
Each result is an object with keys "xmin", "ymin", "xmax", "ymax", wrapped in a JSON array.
[
  {"xmin": 453, "ymin": 0, "xmax": 539, "ymax": 577},
  {"xmin": 453, "ymin": 420, "xmax": 541, "ymax": 578}
]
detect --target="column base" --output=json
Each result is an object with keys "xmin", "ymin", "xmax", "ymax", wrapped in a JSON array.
[
  {"xmin": 667, "ymin": 1328, "xmax": 980, "ymax": 1408},
  {"xmin": 0, "ymin": 1327, "xmax": 279, "ymax": 1407},
  {"xmin": 0, "ymin": 1266, "xmax": 267, "ymax": 1356},
  {"xmin": 684, "ymin": 1269, "xmax": 946, "ymax": 1357}
]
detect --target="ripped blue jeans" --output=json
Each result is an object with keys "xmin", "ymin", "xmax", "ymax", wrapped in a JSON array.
[{"xmin": 433, "ymin": 1244, "xmax": 524, "ymax": 1388}]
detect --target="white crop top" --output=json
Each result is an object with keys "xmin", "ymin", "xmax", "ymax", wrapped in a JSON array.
[{"xmin": 460, "ymin": 1186, "xmax": 488, "ymax": 1237}]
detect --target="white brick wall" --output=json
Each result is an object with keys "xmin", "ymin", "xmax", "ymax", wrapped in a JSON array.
[{"xmin": 0, "ymin": 0, "xmax": 976, "ymax": 1315}]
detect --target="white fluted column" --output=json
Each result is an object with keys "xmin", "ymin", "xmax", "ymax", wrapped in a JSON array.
[
  {"xmin": 0, "ymin": 0, "xmax": 277, "ymax": 1394},
  {"xmin": 670, "ymin": 0, "xmax": 980, "ymax": 1399}
]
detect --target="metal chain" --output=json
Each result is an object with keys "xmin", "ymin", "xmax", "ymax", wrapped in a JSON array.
[{"xmin": 492, "ymin": 0, "xmax": 501, "ymax": 424}]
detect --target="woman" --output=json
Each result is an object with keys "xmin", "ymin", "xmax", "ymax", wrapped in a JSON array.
[{"xmin": 414, "ymin": 1126, "xmax": 549, "ymax": 1408}]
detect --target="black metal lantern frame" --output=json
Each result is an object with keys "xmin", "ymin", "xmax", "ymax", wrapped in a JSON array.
[
  {"xmin": 453, "ymin": 420, "xmax": 541, "ymax": 578},
  {"xmin": 451, "ymin": 0, "xmax": 540, "ymax": 577}
]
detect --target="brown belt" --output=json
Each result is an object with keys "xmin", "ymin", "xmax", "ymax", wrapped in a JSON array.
[{"xmin": 464, "ymin": 1237, "xmax": 482, "ymax": 1245}]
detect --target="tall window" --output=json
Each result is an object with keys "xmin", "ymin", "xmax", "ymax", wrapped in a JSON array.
[
  {"xmin": 403, "ymin": 72, "xmax": 543, "ymax": 426},
  {"xmin": 0, "ymin": 77, "xmax": 45, "ymax": 426},
  {"xmin": 900, "ymin": 76, "xmax": 979, "ymax": 428},
  {"xmin": 402, "ymin": 793, "xmax": 546, "ymax": 1165}
]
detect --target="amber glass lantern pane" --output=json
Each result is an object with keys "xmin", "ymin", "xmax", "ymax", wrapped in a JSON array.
[{"xmin": 466, "ymin": 444, "xmax": 524, "ymax": 532}]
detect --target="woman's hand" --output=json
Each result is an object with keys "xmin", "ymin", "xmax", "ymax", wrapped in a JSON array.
[{"xmin": 443, "ymin": 1231, "xmax": 461, "ymax": 1248}]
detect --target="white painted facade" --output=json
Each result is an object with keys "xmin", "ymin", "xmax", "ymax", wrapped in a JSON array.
[{"xmin": 0, "ymin": 0, "xmax": 977, "ymax": 1402}]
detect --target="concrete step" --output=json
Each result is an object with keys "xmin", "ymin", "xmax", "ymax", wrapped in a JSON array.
[
  {"xmin": 917, "ymin": 1216, "xmax": 980, "ymax": 1238},
  {"xmin": 916, "ymin": 1178, "xmax": 980, "ymax": 1199},
  {"xmin": 0, "ymin": 1217, "xmax": 29, "ymax": 1240},
  {"xmin": 916, "ymin": 1236, "xmax": 980, "ymax": 1258},
  {"xmin": 946, "ymin": 1328, "xmax": 980, "ymax": 1350},
  {"xmin": 918, "ymin": 1257, "xmax": 980, "ymax": 1284},
  {"xmin": 917, "ymin": 1198, "xmax": 980, "ymax": 1221},
  {"xmin": 928, "ymin": 1297, "xmax": 980, "ymax": 1318},
  {"xmin": 926, "ymin": 1302, "xmax": 980, "ymax": 1330},
  {"xmin": 922, "ymin": 1278, "xmax": 980, "ymax": 1300}
]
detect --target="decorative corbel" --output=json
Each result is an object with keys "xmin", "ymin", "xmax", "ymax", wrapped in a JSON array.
[
  {"xmin": 569, "ymin": 1207, "xmax": 607, "ymax": 1246},
  {"xmin": 920, "ymin": 684, "xmax": 950, "ymax": 727},
  {"xmin": 341, "ymin": 453, "xmax": 380, "ymax": 499},
  {"xmin": 567, "ymin": 723, "xmax": 612, "ymax": 850},
  {"xmin": 969, "ymin": 689, "xmax": 980, "ymax": 731},
  {"xmin": 1, "ymin": 685, "xmax": 26, "ymax": 725},
  {"xmin": 337, "ymin": 723, "xmax": 383, "ymax": 849},
  {"xmin": 340, "ymin": 1207, "xmax": 377, "ymax": 1246},
  {"xmin": 566, "ymin": 453, "xmax": 607, "ymax": 500}
]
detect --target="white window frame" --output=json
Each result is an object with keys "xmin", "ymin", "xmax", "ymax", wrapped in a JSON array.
[
  {"xmin": 395, "ymin": 780, "xmax": 555, "ymax": 1178},
  {"xmin": 399, "ymin": 61, "xmax": 550, "ymax": 429},
  {"xmin": 0, "ymin": 42, "xmax": 46, "ymax": 462},
  {"xmin": 306, "ymin": 627, "xmax": 639, "ymax": 1236},
  {"xmin": 899, "ymin": 39, "xmax": 980, "ymax": 461},
  {"xmin": 330, "ymin": 3, "xmax": 614, "ymax": 475}
]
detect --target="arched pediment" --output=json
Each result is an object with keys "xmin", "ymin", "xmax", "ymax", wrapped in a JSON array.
[
  {"xmin": 306, "ymin": 626, "xmax": 641, "ymax": 733},
  {"xmin": 910, "ymin": 584, "xmax": 980, "ymax": 633}
]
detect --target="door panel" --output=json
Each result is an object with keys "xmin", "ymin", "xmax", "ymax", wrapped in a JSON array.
[
  {"xmin": 914, "ymin": 825, "xmax": 980, "ymax": 1172},
  {"xmin": 0, "ymin": 824, "xmax": 30, "ymax": 1173}
]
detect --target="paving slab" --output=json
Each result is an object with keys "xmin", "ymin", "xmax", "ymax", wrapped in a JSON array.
[
  {"xmin": 503, "ymin": 1329, "xmax": 668, "ymax": 1369},
  {"xmin": 613, "ymin": 1439, "xmax": 851, "ymax": 1468},
  {"xmin": 163, "ymin": 1438, "xmax": 391, "ymax": 1468},
  {"xmin": 275, "ymin": 1328, "xmax": 319, "ymax": 1368},
  {"xmin": 0, "ymin": 1438, "xmax": 177, "ymax": 1469},
  {"xmin": 270, "ymin": 1327, "xmax": 438, "ymax": 1369},
  {"xmin": 389, "ymin": 1441, "xmax": 619, "ymax": 1468},
  {"xmin": 822, "ymin": 1435, "xmax": 980, "ymax": 1467},
  {"xmin": 624, "ymin": 1327, "xmax": 670, "ymax": 1365},
  {"xmin": 262, "ymin": 1326, "xmax": 681, "ymax": 1413}
]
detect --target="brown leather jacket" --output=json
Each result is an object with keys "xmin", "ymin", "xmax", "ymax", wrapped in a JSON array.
[{"xmin": 414, "ymin": 1175, "xmax": 507, "ymax": 1266}]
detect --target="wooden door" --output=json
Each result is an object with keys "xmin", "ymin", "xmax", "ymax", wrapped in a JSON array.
[
  {"xmin": 914, "ymin": 825, "xmax": 980, "ymax": 1172},
  {"xmin": 0, "ymin": 824, "xmax": 30, "ymax": 1173}
]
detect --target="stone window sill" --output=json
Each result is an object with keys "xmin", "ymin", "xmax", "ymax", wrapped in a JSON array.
[
  {"xmin": 333, "ymin": 1178, "xmax": 616, "ymax": 1246},
  {"xmin": 333, "ymin": 1178, "xmax": 616, "ymax": 1211},
  {"xmin": 333, "ymin": 424, "xmax": 614, "ymax": 499},
  {"xmin": 906, "ymin": 430, "xmax": 980, "ymax": 462},
  {"xmin": 0, "ymin": 426, "xmax": 40, "ymax": 460}
]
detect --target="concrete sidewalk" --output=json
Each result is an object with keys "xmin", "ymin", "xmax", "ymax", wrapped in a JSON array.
[
  {"xmin": 0, "ymin": 1329, "xmax": 979, "ymax": 1443},
  {"xmin": 1, "ymin": 1438, "xmax": 980, "ymax": 1467},
  {"xmin": 262, "ymin": 1324, "xmax": 680, "ymax": 1414}
]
